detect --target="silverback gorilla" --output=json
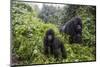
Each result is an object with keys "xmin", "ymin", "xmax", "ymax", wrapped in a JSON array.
[
  {"xmin": 44, "ymin": 29, "xmax": 66, "ymax": 59},
  {"xmin": 60, "ymin": 16, "xmax": 82, "ymax": 43}
]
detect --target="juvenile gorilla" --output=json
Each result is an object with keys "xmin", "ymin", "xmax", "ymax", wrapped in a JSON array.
[
  {"xmin": 60, "ymin": 16, "xmax": 82, "ymax": 43},
  {"xmin": 44, "ymin": 29, "xmax": 66, "ymax": 59}
]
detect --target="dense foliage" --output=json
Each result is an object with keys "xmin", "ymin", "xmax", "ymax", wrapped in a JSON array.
[{"xmin": 11, "ymin": 2, "xmax": 96, "ymax": 65}]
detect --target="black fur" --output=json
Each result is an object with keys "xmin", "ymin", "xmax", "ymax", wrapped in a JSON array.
[
  {"xmin": 60, "ymin": 16, "xmax": 82, "ymax": 43},
  {"xmin": 44, "ymin": 29, "xmax": 66, "ymax": 59}
]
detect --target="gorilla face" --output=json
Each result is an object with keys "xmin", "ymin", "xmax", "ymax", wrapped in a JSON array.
[
  {"xmin": 74, "ymin": 23, "xmax": 82, "ymax": 43},
  {"xmin": 75, "ymin": 25, "xmax": 82, "ymax": 33},
  {"xmin": 75, "ymin": 17, "xmax": 82, "ymax": 33},
  {"xmin": 46, "ymin": 29, "xmax": 54, "ymax": 42}
]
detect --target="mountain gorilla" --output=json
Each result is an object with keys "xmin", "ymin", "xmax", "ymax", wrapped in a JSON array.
[
  {"xmin": 44, "ymin": 29, "xmax": 66, "ymax": 59},
  {"xmin": 60, "ymin": 16, "xmax": 82, "ymax": 43}
]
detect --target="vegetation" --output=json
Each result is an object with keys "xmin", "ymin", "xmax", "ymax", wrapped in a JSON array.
[{"xmin": 11, "ymin": 1, "xmax": 96, "ymax": 65}]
